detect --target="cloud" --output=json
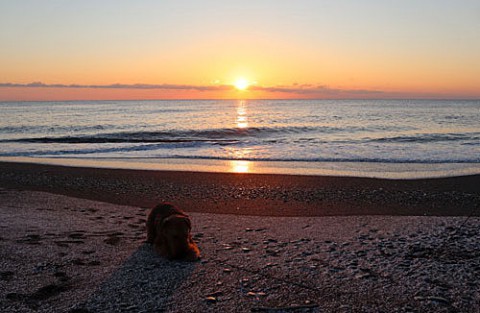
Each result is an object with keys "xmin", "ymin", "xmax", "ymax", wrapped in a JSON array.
[
  {"xmin": 0, "ymin": 81, "xmax": 387, "ymax": 97},
  {"xmin": 250, "ymin": 84, "xmax": 385, "ymax": 96},
  {"xmin": 0, "ymin": 82, "xmax": 233, "ymax": 91}
]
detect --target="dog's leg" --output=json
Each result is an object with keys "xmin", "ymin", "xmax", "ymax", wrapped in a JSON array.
[
  {"xmin": 155, "ymin": 233, "xmax": 178, "ymax": 260},
  {"xmin": 184, "ymin": 243, "xmax": 201, "ymax": 261},
  {"xmin": 154, "ymin": 234, "xmax": 168, "ymax": 257}
]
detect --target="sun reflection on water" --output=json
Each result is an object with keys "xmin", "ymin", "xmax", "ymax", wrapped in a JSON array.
[
  {"xmin": 229, "ymin": 100, "xmax": 253, "ymax": 173},
  {"xmin": 230, "ymin": 160, "xmax": 250, "ymax": 173},
  {"xmin": 236, "ymin": 100, "xmax": 248, "ymax": 129}
]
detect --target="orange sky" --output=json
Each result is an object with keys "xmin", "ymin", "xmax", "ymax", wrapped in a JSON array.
[{"xmin": 1, "ymin": 1, "xmax": 479, "ymax": 101}]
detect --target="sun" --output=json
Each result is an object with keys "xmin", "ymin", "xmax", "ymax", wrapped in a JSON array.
[{"xmin": 234, "ymin": 78, "xmax": 250, "ymax": 91}]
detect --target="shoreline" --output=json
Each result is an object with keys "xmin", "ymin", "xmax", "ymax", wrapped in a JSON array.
[
  {"xmin": 1, "ymin": 161, "xmax": 479, "ymax": 217},
  {"xmin": 1, "ymin": 156, "xmax": 480, "ymax": 180}
]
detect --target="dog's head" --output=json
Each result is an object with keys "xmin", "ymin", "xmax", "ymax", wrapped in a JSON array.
[{"xmin": 161, "ymin": 214, "xmax": 200, "ymax": 261}]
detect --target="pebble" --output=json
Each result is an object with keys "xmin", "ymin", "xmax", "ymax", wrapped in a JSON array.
[
  {"xmin": 205, "ymin": 296, "xmax": 217, "ymax": 303},
  {"xmin": 354, "ymin": 273, "xmax": 371, "ymax": 279},
  {"xmin": 207, "ymin": 291, "xmax": 223, "ymax": 297}
]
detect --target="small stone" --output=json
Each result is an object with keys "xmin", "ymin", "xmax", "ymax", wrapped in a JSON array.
[
  {"xmin": 205, "ymin": 296, "xmax": 217, "ymax": 303},
  {"xmin": 0, "ymin": 271, "xmax": 15, "ymax": 281},
  {"xmin": 354, "ymin": 273, "xmax": 371, "ymax": 279},
  {"xmin": 429, "ymin": 296, "xmax": 450, "ymax": 304},
  {"xmin": 207, "ymin": 291, "xmax": 223, "ymax": 297},
  {"xmin": 241, "ymin": 247, "xmax": 251, "ymax": 252},
  {"xmin": 223, "ymin": 268, "xmax": 232, "ymax": 273},
  {"xmin": 356, "ymin": 250, "xmax": 367, "ymax": 257},
  {"xmin": 247, "ymin": 292, "xmax": 257, "ymax": 297},
  {"xmin": 266, "ymin": 249, "xmax": 279, "ymax": 256}
]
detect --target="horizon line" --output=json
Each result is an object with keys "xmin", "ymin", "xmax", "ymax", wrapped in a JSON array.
[{"xmin": 1, "ymin": 98, "xmax": 479, "ymax": 103}]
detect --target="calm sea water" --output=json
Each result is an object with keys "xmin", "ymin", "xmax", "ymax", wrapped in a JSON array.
[{"xmin": 1, "ymin": 99, "xmax": 479, "ymax": 178}]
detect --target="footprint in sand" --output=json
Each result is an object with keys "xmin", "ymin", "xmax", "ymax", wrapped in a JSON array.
[
  {"xmin": 68, "ymin": 232, "xmax": 87, "ymax": 239},
  {"xmin": 104, "ymin": 233, "xmax": 122, "ymax": 245},
  {"xmin": 69, "ymin": 308, "xmax": 94, "ymax": 313},
  {"xmin": 104, "ymin": 236, "xmax": 121, "ymax": 245},
  {"xmin": 72, "ymin": 258, "xmax": 86, "ymax": 265},
  {"xmin": 55, "ymin": 239, "xmax": 85, "ymax": 246},
  {"xmin": 70, "ymin": 207, "xmax": 94, "ymax": 214},
  {"xmin": 17, "ymin": 234, "xmax": 42, "ymax": 245},
  {"xmin": 6, "ymin": 283, "xmax": 71, "ymax": 309},
  {"xmin": 53, "ymin": 271, "xmax": 71, "ymax": 282},
  {"xmin": 0, "ymin": 271, "xmax": 15, "ymax": 281}
]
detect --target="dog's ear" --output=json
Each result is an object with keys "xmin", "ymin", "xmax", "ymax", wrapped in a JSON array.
[{"xmin": 160, "ymin": 215, "xmax": 175, "ymax": 230}]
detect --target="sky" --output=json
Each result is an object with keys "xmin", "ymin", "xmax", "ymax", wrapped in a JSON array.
[{"xmin": 1, "ymin": 0, "xmax": 479, "ymax": 100}]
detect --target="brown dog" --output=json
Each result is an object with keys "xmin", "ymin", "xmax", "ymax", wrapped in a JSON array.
[{"xmin": 146, "ymin": 203, "xmax": 200, "ymax": 261}]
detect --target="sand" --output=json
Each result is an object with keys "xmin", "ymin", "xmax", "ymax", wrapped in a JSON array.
[
  {"xmin": 1, "ymin": 162, "xmax": 480, "ymax": 312},
  {"xmin": 0, "ymin": 161, "xmax": 479, "ymax": 217}
]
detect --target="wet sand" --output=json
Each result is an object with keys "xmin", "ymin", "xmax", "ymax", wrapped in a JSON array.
[{"xmin": 0, "ymin": 161, "xmax": 479, "ymax": 217}]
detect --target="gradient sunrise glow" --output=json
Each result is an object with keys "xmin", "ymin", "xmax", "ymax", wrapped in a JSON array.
[{"xmin": 1, "ymin": 1, "xmax": 479, "ymax": 101}]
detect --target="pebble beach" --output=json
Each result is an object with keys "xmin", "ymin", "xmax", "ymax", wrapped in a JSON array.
[{"xmin": 1, "ymin": 162, "xmax": 480, "ymax": 312}]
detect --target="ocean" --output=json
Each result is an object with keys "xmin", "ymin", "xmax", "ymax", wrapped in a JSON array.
[{"xmin": 0, "ymin": 99, "xmax": 479, "ymax": 178}]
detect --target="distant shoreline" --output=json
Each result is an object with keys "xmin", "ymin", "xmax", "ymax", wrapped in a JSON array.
[{"xmin": 1, "ymin": 161, "xmax": 479, "ymax": 217}]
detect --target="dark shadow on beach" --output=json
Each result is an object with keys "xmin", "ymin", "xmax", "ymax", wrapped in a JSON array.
[{"xmin": 69, "ymin": 244, "xmax": 197, "ymax": 313}]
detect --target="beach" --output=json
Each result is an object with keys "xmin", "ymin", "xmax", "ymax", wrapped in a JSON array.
[
  {"xmin": 1, "ymin": 162, "xmax": 480, "ymax": 312},
  {"xmin": 0, "ymin": 161, "xmax": 479, "ymax": 217}
]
